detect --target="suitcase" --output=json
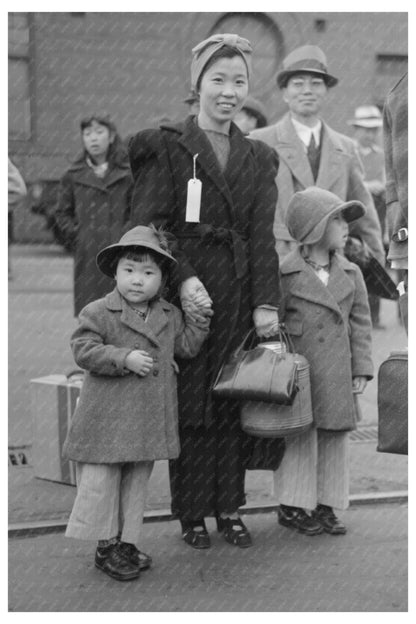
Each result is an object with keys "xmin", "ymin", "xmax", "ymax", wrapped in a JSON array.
[
  {"xmin": 377, "ymin": 350, "xmax": 408, "ymax": 455},
  {"xmin": 30, "ymin": 372, "xmax": 83, "ymax": 484}
]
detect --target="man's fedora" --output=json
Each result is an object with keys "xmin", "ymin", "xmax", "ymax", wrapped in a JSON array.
[{"xmin": 276, "ymin": 45, "xmax": 338, "ymax": 89}]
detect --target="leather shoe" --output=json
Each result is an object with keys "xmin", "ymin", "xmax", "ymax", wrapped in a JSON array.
[
  {"xmin": 312, "ymin": 504, "xmax": 347, "ymax": 535},
  {"xmin": 180, "ymin": 518, "xmax": 211, "ymax": 549},
  {"xmin": 278, "ymin": 505, "xmax": 324, "ymax": 536},
  {"xmin": 216, "ymin": 515, "xmax": 252, "ymax": 548},
  {"xmin": 95, "ymin": 542, "xmax": 140, "ymax": 581}
]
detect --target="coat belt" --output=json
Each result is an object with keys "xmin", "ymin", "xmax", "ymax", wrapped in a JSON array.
[{"xmin": 172, "ymin": 224, "xmax": 249, "ymax": 279}]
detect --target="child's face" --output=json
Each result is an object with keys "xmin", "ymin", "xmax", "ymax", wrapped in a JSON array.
[
  {"xmin": 320, "ymin": 212, "xmax": 349, "ymax": 251},
  {"xmin": 82, "ymin": 120, "xmax": 113, "ymax": 161},
  {"xmin": 116, "ymin": 255, "xmax": 162, "ymax": 308}
]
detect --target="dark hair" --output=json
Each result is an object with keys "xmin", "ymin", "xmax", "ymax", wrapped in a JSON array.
[
  {"xmin": 111, "ymin": 246, "xmax": 171, "ymax": 278},
  {"xmin": 75, "ymin": 113, "xmax": 128, "ymax": 167},
  {"xmin": 196, "ymin": 45, "xmax": 248, "ymax": 92}
]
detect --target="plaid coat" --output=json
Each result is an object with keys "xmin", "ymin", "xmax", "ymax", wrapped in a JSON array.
[
  {"xmin": 280, "ymin": 249, "xmax": 373, "ymax": 431},
  {"xmin": 128, "ymin": 116, "xmax": 281, "ymax": 427}
]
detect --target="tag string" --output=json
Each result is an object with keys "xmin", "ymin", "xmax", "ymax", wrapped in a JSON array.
[{"xmin": 193, "ymin": 153, "xmax": 198, "ymax": 180}]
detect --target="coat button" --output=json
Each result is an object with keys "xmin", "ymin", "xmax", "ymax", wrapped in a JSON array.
[
  {"xmin": 317, "ymin": 323, "xmax": 324, "ymax": 329},
  {"xmin": 318, "ymin": 337, "xmax": 325, "ymax": 343},
  {"xmin": 153, "ymin": 369, "xmax": 159, "ymax": 376}
]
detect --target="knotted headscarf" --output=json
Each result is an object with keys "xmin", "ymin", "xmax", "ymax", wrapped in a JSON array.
[{"xmin": 191, "ymin": 33, "xmax": 252, "ymax": 90}]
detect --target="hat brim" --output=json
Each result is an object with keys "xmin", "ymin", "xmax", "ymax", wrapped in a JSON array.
[
  {"xmin": 347, "ymin": 119, "xmax": 383, "ymax": 128},
  {"xmin": 96, "ymin": 242, "xmax": 177, "ymax": 278},
  {"xmin": 277, "ymin": 68, "xmax": 338, "ymax": 89},
  {"xmin": 302, "ymin": 200, "xmax": 366, "ymax": 245}
]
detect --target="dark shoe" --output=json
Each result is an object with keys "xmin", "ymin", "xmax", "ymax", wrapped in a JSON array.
[
  {"xmin": 312, "ymin": 504, "xmax": 347, "ymax": 535},
  {"xmin": 216, "ymin": 516, "xmax": 253, "ymax": 548},
  {"xmin": 95, "ymin": 541, "xmax": 140, "ymax": 581},
  {"xmin": 180, "ymin": 519, "xmax": 211, "ymax": 549},
  {"xmin": 117, "ymin": 542, "xmax": 152, "ymax": 570},
  {"xmin": 278, "ymin": 505, "xmax": 324, "ymax": 536}
]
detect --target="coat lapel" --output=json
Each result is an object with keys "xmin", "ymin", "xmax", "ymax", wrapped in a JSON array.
[
  {"xmin": 281, "ymin": 250, "xmax": 354, "ymax": 314},
  {"xmin": 315, "ymin": 124, "xmax": 345, "ymax": 189},
  {"xmin": 105, "ymin": 289, "xmax": 169, "ymax": 347},
  {"xmin": 276, "ymin": 115, "xmax": 315, "ymax": 188}
]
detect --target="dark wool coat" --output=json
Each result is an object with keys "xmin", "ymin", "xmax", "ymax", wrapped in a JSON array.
[
  {"xmin": 280, "ymin": 249, "xmax": 374, "ymax": 431},
  {"xmin": 55, "ymin": 158, "xmax": 133, "ymax": 315},
  {"xmin": 63, "ymin": 289, "xmax": 209, "ymax": 463},
  {"xmin": 250, "ymin": 114, "xmax": 385, "ymax": 264},
  {"xmin": 128, "ymin": 116, "xmax": 281, "ymax": 427}
]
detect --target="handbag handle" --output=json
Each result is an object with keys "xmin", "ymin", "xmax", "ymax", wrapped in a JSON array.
[{"xmin": 233, "ymin": 324, "xmax": 295, "ymax": 359}]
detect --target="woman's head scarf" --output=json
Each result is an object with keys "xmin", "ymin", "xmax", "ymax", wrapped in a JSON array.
[{"xmin": 191, "ymin": 33, "xmax": 252, "ymax": 90}]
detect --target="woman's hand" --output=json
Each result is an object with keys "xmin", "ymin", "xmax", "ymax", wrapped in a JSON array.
[
  {"xmin": 352, "ymin": 376, "xmax": 368, "ymax": 394},
  {"xmin": 253, "ymin": 307, "xmax": 279, "ymax": 339},
  {"xmin": 125, "ymin": 350, "xmax": 154, "ymax": 377},
  {"xmin": 180, "ymin": 277, "xmax": 213, "ymax": 323}
]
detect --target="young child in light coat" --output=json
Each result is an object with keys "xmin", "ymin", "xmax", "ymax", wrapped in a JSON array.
[
  {"xmin": 274, "ymin": 187, "xmax": 373, "ymax": 536},
  {"xmin": 63, "ymin": 225, "xmax": 210, "ymax": 581}
]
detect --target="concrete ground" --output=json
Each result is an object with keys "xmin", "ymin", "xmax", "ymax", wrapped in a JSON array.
[{"xmin": 8, "ymin": 503, "xmax": 408, "ymax": 612}]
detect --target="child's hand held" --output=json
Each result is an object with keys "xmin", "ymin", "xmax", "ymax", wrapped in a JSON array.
[{"xmin": 125, "ymin": 350, "xmax": 154, "ymax": 377}]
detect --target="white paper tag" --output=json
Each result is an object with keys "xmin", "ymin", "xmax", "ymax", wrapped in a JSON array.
[{"xmin": 185, "ymin": 178, "xmax": 202, "ymax": 222}]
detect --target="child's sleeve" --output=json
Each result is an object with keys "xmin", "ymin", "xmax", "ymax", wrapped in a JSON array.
[
  {"xmin": 172, "ymin": 305, "xmax": 210, "ymax": 359},
  {"xmin": 71, "ymin": 304, "xmax": 132, "ymax": 376},
  {"xmin": 349, "ymin": 267, "xmax": 374, "ymax": 380}
]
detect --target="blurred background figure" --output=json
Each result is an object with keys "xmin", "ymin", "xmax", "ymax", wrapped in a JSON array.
[
  {"xmin": 8, "ymin": 158, "xmax": 27, "ymax": 280},
  {"xmin": 348, "ymin": 105, "xmax": 386, "ymax": 329},
  {"xmin": 234, "ymin": 95, "xmax": 268, "ymax": 134},
  {"xmin": 54, "ymin": 113, "xmax": 132, "ymax": 316},
  {"xmin": 183, "ymin": 89, "xmax": 200, "ymax": 115}
]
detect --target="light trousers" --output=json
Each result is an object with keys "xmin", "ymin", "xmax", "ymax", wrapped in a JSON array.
[
  {"xmin": 273, "ymin": 426, "xmax": 349, "ymax": 511},
  {"xmin": 66, "ymin": 461, "xmax": 153, "ymax": 545}
]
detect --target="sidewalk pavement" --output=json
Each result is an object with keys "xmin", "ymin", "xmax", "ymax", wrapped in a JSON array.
[
  {"xmin": 8, "ymin": 503, "xmax": 408, "ymax": 611},
  {"xmin": 8, "ymin": 245, "xmax": 408, "ymax": 534}
]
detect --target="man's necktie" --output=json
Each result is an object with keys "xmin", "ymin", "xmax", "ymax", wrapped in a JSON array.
[{"xmin": 307, "ymin": 133, "xmax": 320, "ymax": 182}]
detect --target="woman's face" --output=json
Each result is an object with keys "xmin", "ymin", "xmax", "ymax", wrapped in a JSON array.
[
  {"xmin": 198, "ymin": 55, "xmax": 249, "ymax": 132},
  {"xmin": 82, "ymin": 120, "xmax": 113, "ymax": 163}
]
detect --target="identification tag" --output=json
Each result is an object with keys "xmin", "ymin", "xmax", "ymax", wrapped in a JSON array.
[{"xmin": 185, "ymin": 153, "xmax": 201, "ymax": 223}]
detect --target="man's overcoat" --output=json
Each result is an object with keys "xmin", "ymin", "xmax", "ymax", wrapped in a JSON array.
[
  {"xmin": 63, "ymin": 289, "xmax": 209, "ymax": 463},
  {"xmin": 250, "ymin": 114, "xmax": 385, "ymax": 264},
  {"xmin": 280, "ymin": 249, "xmax": 373, "ymax": 431}
]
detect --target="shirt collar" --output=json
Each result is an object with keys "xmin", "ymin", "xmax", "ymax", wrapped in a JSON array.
[{"xmin": 291, "ymin": 116, "xmax": 322, "ymax": 148}]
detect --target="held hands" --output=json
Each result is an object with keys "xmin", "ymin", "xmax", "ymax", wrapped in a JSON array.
[
  {"xmin": 125, "ymin": 350, "xmax": 153, "ymax": 377},
  {"xmin": 253, "ymin": 307, "xmax": 280, "ymax": 339},
  {"xmin": 352, "ymin": 376, "xmax": 367, "ymax": 394},
  {"xmin": 180, "ymin": 276, "xmax": 214, "ymax": 323}
]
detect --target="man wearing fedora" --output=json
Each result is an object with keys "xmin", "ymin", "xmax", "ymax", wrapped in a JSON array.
[
  {"xmin": 250, "ymin": 45, "xmax": 385, "ymax": 265},
  {"xmin": 348, "ymin": 105, "xmax": 387, "ymax": 328}
]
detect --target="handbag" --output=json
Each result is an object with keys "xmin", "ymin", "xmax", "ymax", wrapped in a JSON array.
[
  {"xmin": 377, "ymin": 350, "xmax": 408, "ymax": 455},
  {"xmin": 212, "ymin": 327, "xmax": 298, "ymax": 404},
  {"xmin": 240, "ymin": 349, "xmax": 313, "ymax": 438}
]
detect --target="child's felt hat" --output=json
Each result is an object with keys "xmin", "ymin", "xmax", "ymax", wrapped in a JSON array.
[
  {"xmin": 96, "ymin": 225, "xmax": 177, "ymax": 277},
  {"xmin": 286, "ymin": 187, "xmax": 366, "ymax": 245}
]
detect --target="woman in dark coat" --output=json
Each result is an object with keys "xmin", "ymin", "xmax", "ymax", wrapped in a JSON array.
[
  {"xmin": 128, "ymin": 34, "xmax": 281, "ymax": 549},
  {"xmin": 55, "ymin": 114, "xmax": 132, "ymax": 316}
]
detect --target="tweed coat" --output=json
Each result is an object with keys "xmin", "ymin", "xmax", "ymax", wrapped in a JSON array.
[
  {"xmin": 280, "ymin": 248, "xmax": 373, "ymax": 431},
  {"xmin": 128, "ymin": 116, "xmax": 281, "ymax": 427},
  {"xmin": 63, "ymin": 289, "xmax": 209, "ymax": 463},
  {"xmin": 383, "ymin": 72, "xmax": 408, "ymax": 262},
  {"xmin": 250, "ymin": 114, "xmax": 385, "ymax": 264},
  {"xmin": 55, "ymin": 158, "xmax": 133, "ymax": 316}
]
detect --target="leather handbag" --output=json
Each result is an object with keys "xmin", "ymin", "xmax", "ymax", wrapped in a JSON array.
[
  {"xmin": 212, "ymin": 327, "xmax": 298, "ymax": 404},
  {"xmin": 240, "ymin": 350, "xmax": 313, "ymax": 438},
  {"xmin": 377, "ymin": 350, "xmax": 408, "ymax": 455}
]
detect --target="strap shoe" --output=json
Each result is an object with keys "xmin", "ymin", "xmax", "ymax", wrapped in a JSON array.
[
  {"xmin": 278, "ymin": 505, "xmax": 324, "ymax": 535},
  {"xmin": 312, "ymin": 504, "xmax": 347, "ymax": 535}
]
